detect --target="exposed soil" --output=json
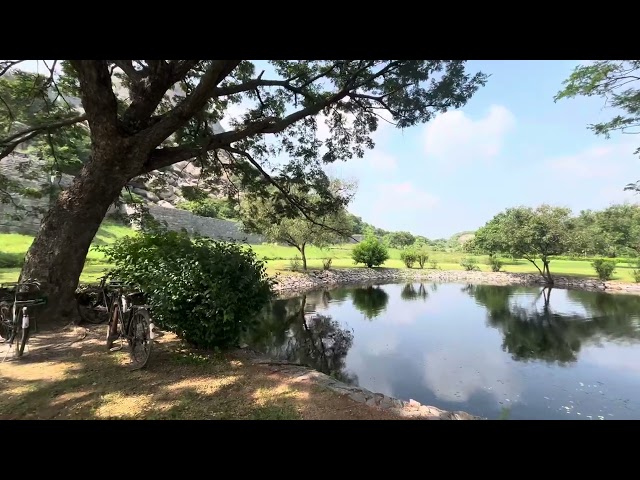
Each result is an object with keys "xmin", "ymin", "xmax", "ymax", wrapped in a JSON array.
[{"xmin": 0, "ymin": 323, "xmax": 405, "ymax": 420}]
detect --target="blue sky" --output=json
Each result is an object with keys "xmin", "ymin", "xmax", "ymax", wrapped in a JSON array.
[
  {"xmin": 19, "ymin": 60, "xmax": 640, "ymax": 238},
  {"xmin": 327, "ymin": 60, "xmax": 640, "ymax": 238}
]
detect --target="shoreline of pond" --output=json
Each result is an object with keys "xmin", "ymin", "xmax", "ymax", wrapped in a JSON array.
[{"xmin": 272, "ymin": 268, "xmax": 640, "ymax": 298}]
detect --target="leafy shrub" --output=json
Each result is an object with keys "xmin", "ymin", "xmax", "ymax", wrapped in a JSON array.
[
  {"xmin": 460, "ymin": 257, "xmax": 480, "ymax": 272},
  {"xmin": 430, "ymin": 260, "xmax": 440, "ymax": 270},
  {"xmin": 633, "ymin": 270, "xmax": 640, "ymax": 283},
  {"xmin": 289, "ymin": 256, "xmax": 302, "ymax": 271},
  {"xmin": 0, "ymin": 251, "xmax": 24, "ymax": 268},
  {"xmin": 488, "ymin": 254, "xmax": 503, "ymax": 272},
  {"xmin": 101, "ymin": 230, "xmax": 274, "ymax": 349},
  {"xmin": 591, "ymin": 258, "xmax": 617, "ymax": 281},
  {"xmin": 178, "ymin": 199, "xmax": 221, "ymax": 218},
  {"xmin": 322, "ymin": 258, "xmax": 333, "ymax": 270},
  {"xmin": 178, "ymin": 197, "xmax": 239, "ymax": 220},
  {"xmin": 352, "ymin": 236, "xmax": 389, "ymax": 268},
  {"xmin": 180, "ymin": 186, "xmax": 208, "ymax": 202},
  {"xmin": 400, "ymin": 250, "xmax": 417, "ymax": 268},
  {"xmin": 415, "ymin": 249, "xmax": 429, "ymax": 269}
]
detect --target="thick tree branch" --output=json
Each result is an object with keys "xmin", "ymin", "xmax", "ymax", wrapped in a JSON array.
[
  {"xmin": 137, "ymin": 60, "xmax": 241, "ymax": 149},
  {"xmin": 120, "ymin": 60, "xmax": 201, "ymax": 129},
  {"xmin": 0, "ymin": 114, "xmax": 87, "ymax": 160},
  {"xmin": 112, "ymin": 60, "xmax": 144, "ymax": 81},
  {"xmin": 0, "ymin": 114, "xmax": 87, "ymax": 146},
  {"xmin": 69, "ymin": 60, "xmax": 119, "ymax": 139}
]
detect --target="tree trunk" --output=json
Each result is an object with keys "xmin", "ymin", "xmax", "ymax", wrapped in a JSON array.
[
  {"xmin": 542, "ymin": 260, "xmax": 554, "ymax": 286},
  {"xmin": 19, "ymin": 151, "xmax": 134, "ymax": 326},
  {"xmin": 301, "ymin": 243, "xmax": 307, "ymax": 271}
]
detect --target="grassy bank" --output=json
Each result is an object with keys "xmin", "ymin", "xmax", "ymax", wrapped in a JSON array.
[{"xmin": 1, "ymin": 224, "xmax": 639, "ymax": 283}]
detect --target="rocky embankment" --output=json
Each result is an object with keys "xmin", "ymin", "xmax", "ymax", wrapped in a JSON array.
[{"xmin": 272, "ymin": 268, "xmax": 640, "ymax": 296}]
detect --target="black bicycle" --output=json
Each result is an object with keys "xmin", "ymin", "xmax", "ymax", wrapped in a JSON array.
[
  {"xmin": 76, "ymin": 276, "xmax": 115, "ymax": 324},
  {"xmin": 105, "ymin": 282, "xmax": 154, "ymax": 370},
  {"xmin": 0, "ymin": 281, "xmax": 47, "ymax": 358}
]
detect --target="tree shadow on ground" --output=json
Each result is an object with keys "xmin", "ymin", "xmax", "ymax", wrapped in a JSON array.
[{"xmin": 0, "ymin": 325, "xmax": 399, "ymax": 420}]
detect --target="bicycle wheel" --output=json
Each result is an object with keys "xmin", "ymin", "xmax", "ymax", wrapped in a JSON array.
[
  {"xmin": 106, "ymin": 302, "xmax": 121, "ymax": 351},
  {"xmin": 127, "ymin": 308, "xmax": 153, "ymax": 370},
  {"xmin": 0, "ymin": 302, "xmax": 11, "ymax": 342},
  {"xmin": 77, "ymin": 290, "xmax": 110, "ymax": 324},
  {"xmin": 13, "ymin": 308, "xmax": 29, "ymax": 357}
]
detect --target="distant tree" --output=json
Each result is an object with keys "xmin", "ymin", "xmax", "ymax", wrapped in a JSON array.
[
  {"xmin": 241, "ymin": 182, "xmax": 354, "ymax": 271},
  {"xmin": 347, "ymin": 214, "xmax": 372, "ymax": 235},
  {"xmin": 385, "ymin": 231, "xmax": 415, "ymax": 248},
  {"xmin": 555, "ymin": 61, "xmax": 640, "ymax": 192},
  {"xmin": 473, "ymin": 205, "xmax": 575, "ymax": 285}
]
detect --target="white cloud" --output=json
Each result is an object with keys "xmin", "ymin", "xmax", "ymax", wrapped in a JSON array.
[
  {"xmin": 546, "ymin": 143, "xmax": 637, "ymax": 178},
  {"xmin": 374, "ymin": 182, "xmax": 439, "ymax": 212},
  {"xmin": 423, "ymin": 104, "xmax": 516, "ymax": 167}
]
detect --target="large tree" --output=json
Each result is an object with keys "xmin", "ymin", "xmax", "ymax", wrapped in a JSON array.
[
  {"xmin": 472, "ymin": 205, "xmax": 574, "ymax": 284},
  {"xmin": 555, "ymin": 60, "xmax": 640, "ymax": 191},
  {"xmin": 0, "ymin": 60, "xmax": 487, "ymax": 324}
]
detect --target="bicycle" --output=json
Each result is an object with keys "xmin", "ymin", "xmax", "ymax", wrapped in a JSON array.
[
  {"xmin": 105, "ymin": 281, "xmax": 154, "ymax": 370},
  {"xmin": 0, "ymin": 281, "xmax": 47, "ymax": 358},
  {"xmin": 76, "ymin": 276, "xmax": 115, "ymax": 324}
]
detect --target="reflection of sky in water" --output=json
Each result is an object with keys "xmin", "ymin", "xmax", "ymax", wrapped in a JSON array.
[{"xmin": 256, "ymin": 283, "xmax": 640, "ymax": 419}]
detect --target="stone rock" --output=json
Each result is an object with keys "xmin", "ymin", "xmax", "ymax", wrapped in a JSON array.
[
  {"xmin": 157, "ymin": 200, "xmax": 175, "ymax": 209},
  {"xmin": 158, "ymin": 186, "xmax": 175, "ymax": 200},
  {"xmin": 132, "ymin": 188, "xmax": 159, "ymax": 203},
  {"xmin": 348, "ymin": 391, "xmax": 368, "ymax": 403}
]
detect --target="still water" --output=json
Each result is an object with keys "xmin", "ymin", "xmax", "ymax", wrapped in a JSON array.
[{"xmin": 245, "ymin": 282, "xmax": 640, "ymax": 420}]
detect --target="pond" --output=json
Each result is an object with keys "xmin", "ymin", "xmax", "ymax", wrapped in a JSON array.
[{"xmin": 245, "ymin": 282, "xmax": 640, "ymax": 420}]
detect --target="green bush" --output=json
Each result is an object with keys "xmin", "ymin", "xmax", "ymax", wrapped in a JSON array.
[
  {"xmin": 101, "ymin": 230, "xmax": 274, "ymax": 349},
  {"xmin": 322, "ymin": 258, "xmax": 333, "ymax": 270},
  {"xmin": 460, "ymin": 257, "xmax": 480, "ymax": 272},
  {"xmin": 178, "ymin": 199, "xmax": 221, "ymax": 218},
  {"xmin": 488, "ymin": 254, "xmax": 503, "ymax": 272},
  {"xmin": 352, "ymin": 236, "xmax": 389, "ymax": 268},
  {"xmin": 633, "ymin": 270, "xmax": 640, "ymax": 283},
  {"xmin": 0, "ymin": 251, "xmax": 24, "ymax": 268},
  {"xmin": 430, "ymin": 260, "xmax": 439, "ymax": 270},
  {"xmin": 400, "ymin": 250, "xmax": 417, "ymax": 268},
  {"xmin": 415, "ymin": 248, "xmax": 429, "ymax": 269},
  {"xmin": 177, "ymin": 197, "xmax": 239, "ymax": 220},
  {"xmin": 591, "ymin": 258, "xmax": 617, "ymax": 281}
]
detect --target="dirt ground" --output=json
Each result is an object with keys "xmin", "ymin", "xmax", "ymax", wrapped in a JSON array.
[{"xmin": 0, "ymin": 322, "xmax": 405, "ymax": 420}]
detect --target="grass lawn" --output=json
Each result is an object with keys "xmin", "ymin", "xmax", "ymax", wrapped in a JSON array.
[{"xmin": 1, "ymin": 223, "xmax": 638, "ymax": 283}]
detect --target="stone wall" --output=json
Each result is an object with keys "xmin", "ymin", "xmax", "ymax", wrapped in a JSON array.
[
  {"xmin": 146, "ymin": 205, "xmax": 265, "ymax": 244},
  {"xmin": 0, "ymin": 153, "xmax": 51, "ymax": 235}
]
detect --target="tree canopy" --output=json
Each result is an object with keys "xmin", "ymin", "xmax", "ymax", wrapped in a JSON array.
[
  {"xmin": 470, "ymin": 205, "xmax": 575, "ymax": 284},
  {"xmin": 555, "ymin": 60, "xmax": 640, "ymax": 192},
  {"xmin": 0, "ymin": 60, "xmax": 488, "ymax": 323}
]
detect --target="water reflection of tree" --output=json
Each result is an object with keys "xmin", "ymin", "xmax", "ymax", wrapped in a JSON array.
[
  {"xmin": 246, "ymin": 294, "xmax": 357, "ymax": 384},
  {"xmin": 350, "ymin": 286, "xmax": 389, "ymax": 320},
  {"xmin": 464, "ymin": 284, "xmax": 640, "ymax": 365},
  {"xmin": 401, "ymin": 283, "xmax": 429, "ymax": 301}
]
